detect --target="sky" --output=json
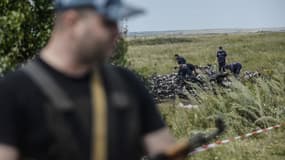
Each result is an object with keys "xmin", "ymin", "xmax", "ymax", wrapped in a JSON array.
[{"xmin": 124, "ymin": 0, "xmax": 285, "ymax": 32}]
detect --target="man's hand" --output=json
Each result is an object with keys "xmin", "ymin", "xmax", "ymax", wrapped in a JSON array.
[
  {"xmin": 144, "ymin": 128, "xmax": 185, "ymax": 160},
  {"xmin": 143, "ymin": 127, "xmax": 176, "ymax": 157},
  {"xmin": 0, "ymin": 145, "xmax": 18, "ymax": 160}
]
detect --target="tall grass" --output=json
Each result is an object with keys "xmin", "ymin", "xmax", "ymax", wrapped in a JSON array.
[{"xmin": 159, "ymin": 66, "xmax": 285, "ymax": 160}]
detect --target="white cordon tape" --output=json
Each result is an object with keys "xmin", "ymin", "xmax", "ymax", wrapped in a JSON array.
[
  {"xmin": 189, "ymin": 123, "xmax": 284, "ymax": 155},
  {"xmin": 178, "ymin": 103, "xmax": 199, "ymax": 109}
]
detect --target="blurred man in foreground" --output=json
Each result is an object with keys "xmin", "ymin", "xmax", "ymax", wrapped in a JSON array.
[{"xmin": 0, "ymin": 0, "xmax": 177, "ymax": 160}]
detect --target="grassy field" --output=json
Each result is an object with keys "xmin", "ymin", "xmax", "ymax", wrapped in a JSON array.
[
  {"xmin": 127, "ymin": 32, "xmax": 285, "ymax": 76},
  {"xmin": 126, "ymin": 32, "xmax": 285, "ymax": 160}
]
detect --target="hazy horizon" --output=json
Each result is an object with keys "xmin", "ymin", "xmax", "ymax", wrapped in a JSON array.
[{"xmin": 127, "ymin": 26, "xmax": 285, "ymax": 33}]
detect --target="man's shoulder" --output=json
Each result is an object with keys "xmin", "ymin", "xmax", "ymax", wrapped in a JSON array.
[
  {"xmin": 108, "ymin": 65, "xmax": 149, "ymax": 93},
  {"xmin": 0, "ymin": 69, "xmax": 34, "ymax": 92},
  {"xmin": 110, "ymin": 65, "xmax": 143, "ymax": 82},
  {"xmin": 217, "ymin": 51, "xmax": 226, "ymax": 55}
]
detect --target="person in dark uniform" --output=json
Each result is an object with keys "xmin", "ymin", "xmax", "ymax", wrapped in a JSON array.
[
  {"xmin": 225, "ymin": 62, "xmax": 243, "ymax": 77},
  {"xmin": 216, "ymin": 46, "xmax": 227, "ymax": 72},
  {"xmin": 174, "ymin": 54, "xmax": 186, "ymax": 65},
  {"xmin": 186, "ymin": 64, "xmax": 197, "ymax": 76},
  {"xmin": 177, "ymin": 64, "xmax": 189, "ymax": 79},
  {"xmin": 0, "ymin": 0, "xmax": 177, "ymax": 160},
  {"xmin": 177, "ymin": 63, "xmax": 203, "ymax": 84}
]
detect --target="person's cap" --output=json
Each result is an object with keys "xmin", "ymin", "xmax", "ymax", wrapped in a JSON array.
[{"xmin": 54, "ymin": 0, "xmax": 145, "ymax": 21}]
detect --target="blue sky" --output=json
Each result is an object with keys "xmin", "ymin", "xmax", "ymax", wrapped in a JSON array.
[{"xmin": 124, "ymin": 0, "xmax": 285, "ymax": 32}]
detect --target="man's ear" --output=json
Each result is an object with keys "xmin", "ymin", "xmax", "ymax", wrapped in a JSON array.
[{"xmin": 62, "ymin": 10, "xmax": 81, "ymax": 27}]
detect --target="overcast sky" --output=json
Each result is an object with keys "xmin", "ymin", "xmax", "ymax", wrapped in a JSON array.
[{"xmin": 124, "ymin": 0, "xmax": 285, "ymax": 32}]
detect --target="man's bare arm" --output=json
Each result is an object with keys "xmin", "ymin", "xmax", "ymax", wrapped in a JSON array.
[{"xmin": 0, "ymin": 144, "xmax": 19, "ymax": 160}]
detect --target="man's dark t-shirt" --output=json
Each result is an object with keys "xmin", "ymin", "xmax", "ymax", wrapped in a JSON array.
[
  {"xmin": 216, "ymin": 50, "xmax": 227, "ymax": 63},
  {"xmin": 186, "ymin": 64, "xmax": 195, "ymax": 74},
  {"xmin": 0, "ymin": 58, "xmax": 165, "ymax": 160}
]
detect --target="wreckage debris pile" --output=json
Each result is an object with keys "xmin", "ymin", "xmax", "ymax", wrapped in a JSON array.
[{"xmin": 146, "ymin": 66, "xmax": 261, "ymax": 102}]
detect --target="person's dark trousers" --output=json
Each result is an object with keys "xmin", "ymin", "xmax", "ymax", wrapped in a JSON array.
[{"xmin": 218, "ymin": 62, "xmax": 226, "ymax": 72}]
